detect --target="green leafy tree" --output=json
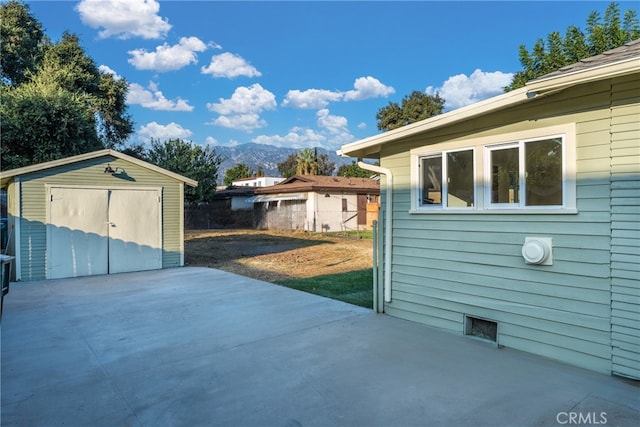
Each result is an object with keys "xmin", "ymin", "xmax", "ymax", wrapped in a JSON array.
[
  {"xmin": 0, "ymin": 0, "xmax": 46, "ymax": 85},
  {"xmin": 505, "ymin": 2, "xmax": 640, "ymax": 91},
  {"xmin": 224, "ymin": 163, "xmax": 252, "ymax": 186},
  {"xmin": 0, "ymin": 2, "xmax": 134, "ymax": 170},
  {"xmin": 337, "ymin": 161, "xmax": 376, "ymax": 178},
  {"xmin": 146, "ymin": 139, "xmax": 223, "ymax": 205},
  {"xmin": 1, "ymin": 82, "xmax": 103, "ymax": 168},
  {"xmin": 277, "ymin": 149, "xmax": 335, "ymax": 178},
  {"xmin": 376, "ymin": 90, "xmax": 445, "ymax": 131}
]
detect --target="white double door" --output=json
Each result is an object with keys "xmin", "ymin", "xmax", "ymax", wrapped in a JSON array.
[{"xmin": 48, "ymin": 187, "xmax": 162, "ymax": 279}]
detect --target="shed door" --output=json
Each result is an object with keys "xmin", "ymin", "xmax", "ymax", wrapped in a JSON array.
[
  {"xmin": 48, "ymin": 188, "xmax": 161, "ymax": 279},
  {"xmin": 107, "ymin": 189, "xmax": 161, "ymax": 274},
  {"xmin": 48, "ymin": 188, "xmax": 109, "ymax": 279}
]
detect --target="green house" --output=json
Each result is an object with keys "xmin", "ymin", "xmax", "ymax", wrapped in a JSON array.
[
  {"xmin": 0, "ymin": 149, "xmax": 197, "ymax": 281},
  {"xmin": 338, "ymin": 40, "xmax": 640, "ymax": 379}
]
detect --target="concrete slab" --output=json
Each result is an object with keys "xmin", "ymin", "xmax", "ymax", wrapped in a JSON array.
[{"xmin": 1, "ymin": 267, "xmax": 638, "ymax": 427}]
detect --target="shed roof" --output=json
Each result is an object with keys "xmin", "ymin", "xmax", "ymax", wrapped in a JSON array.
[
  {"xmin": 254, "ymin": 175, "xmax": 379, "ymax": 195},
  {"xmin": 338, "ymin": 39, "xmax": 640, "ymax": 159},
  {"xmin": 0, "ymin": 149, "xmax": 198, "ymax": 188}
]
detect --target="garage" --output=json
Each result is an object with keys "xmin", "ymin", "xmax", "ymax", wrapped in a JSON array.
[{"xmin": 0, "ymin": 149, "xmax": 197, "ymax": 281}]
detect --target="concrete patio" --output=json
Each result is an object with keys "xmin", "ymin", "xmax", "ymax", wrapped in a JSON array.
[{"xmin": 1, "ymin": 267, "xmax": 638, "ymax": 426}]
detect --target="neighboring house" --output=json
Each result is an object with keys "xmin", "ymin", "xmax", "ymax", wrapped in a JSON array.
[
  {"xmin": 251, "ymin": 175, "xmax": 379, "ymax": 232},
  {"xmin": 0, "ymin": 149, "xmax": 197, "ymax": 281},
  {"xmin": 338, "ymin": 40, "xmax": 640, "ymax": 379},
  {"xmin": 232, "ymin": 176, "xmax": 285, "ymax": 187}
]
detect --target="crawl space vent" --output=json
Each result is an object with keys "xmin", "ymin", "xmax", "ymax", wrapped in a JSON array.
[{"xmin": 465, "ymin": 316, "xmax": 497, "ymax": 343}]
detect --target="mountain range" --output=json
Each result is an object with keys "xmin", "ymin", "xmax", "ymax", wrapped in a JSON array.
[{"xmin": 214, "ymin": 143, "xmax": 357, "ymax": 184}]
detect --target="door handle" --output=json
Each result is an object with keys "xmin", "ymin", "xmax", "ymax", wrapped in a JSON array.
[{"xmin": 105, "ymin": 222, "xmax": 115, "ymax": 227}]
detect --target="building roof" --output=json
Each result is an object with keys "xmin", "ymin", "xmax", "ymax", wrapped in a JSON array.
[
  {"xmin": 254, "ymin": 175, "xmax": 379, "ymax": 195},
  {"xmin": 338, "ymin": 39, "xmax": 640, "ymax": 159},
  {"xmin": 0, "ymin": 149, "xmax": 198, "ymax": 188},
  {"xmin": 531, "ymin": 38, "xmax": 640, "ymax": 81}
]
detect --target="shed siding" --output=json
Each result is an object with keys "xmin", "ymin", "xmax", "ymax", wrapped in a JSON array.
[
  {"xmin": 15, "ymin": 155, "xmax": 184, "ymax": 281},
  {"xmin": 380, "ymin": 80, "xmax": 628, "ymax": 375},
  {"xmin": 610, "ymin": 75, "xmax": 640, "ymax": 379}
]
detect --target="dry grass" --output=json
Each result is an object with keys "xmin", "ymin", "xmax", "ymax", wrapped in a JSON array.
[{"xmin": 184, "ymin": 229, "xmax": 374, "ymax": 283}]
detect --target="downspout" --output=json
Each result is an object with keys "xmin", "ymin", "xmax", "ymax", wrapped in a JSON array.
[{"xmin": 357, "ymin": 160, "xmax": 393, "ymax": 303}]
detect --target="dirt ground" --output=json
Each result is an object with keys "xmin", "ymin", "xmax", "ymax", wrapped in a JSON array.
[{"xmin": 184, "ymin": 229, "xmax": 374, "ymax": 283}]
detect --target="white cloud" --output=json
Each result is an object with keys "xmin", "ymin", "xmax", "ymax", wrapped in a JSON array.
[
  {"xmin": 283, "ymin": 76, "xmax": 395, "ymax": 110},
  {"xmin": 138, "ymin": 121, "xmax": 192, "ymax": 141},
  {"xmin": 206, "ymin": 136, "xmax": 240, "ymax": 147},
  {"xmin": 251, "ymin": 110, "xmax": 354, "ymax": 150},
  {"xmin": 252, "ymin": 127, "xmax": 326, "ymax": 149},
  {"xmin": 201, "ymin": 52, "xmax": 262, "ymax": 78},
  {"xmin": 282, "ymin": 89, "xmax": 343, "ymax": 109},
  {"xmin": 98, "ymin": 65, "xmax": 121, "ymax": 79},
  {"xmin": 357, "ymin": 122, "xmax": 367, "ymax": 129},
  {"xmin": 343, "ymin": 76, "xmax": 395, "ymax": 101},
  {"xmin": 426, "ymin": 69, "xmax": 514, "ymax": 110},
  {"xmin": 210, "ymin": 113, "xmax": 267, "ymax": 132},
  {"xmin": 127, "ymin": 82, "xmax": 194, "ymax": 111},
  {"xmin": 316, "ymin": 109, "xmax": 347, "ymax": 134},
  {"xmin": 207, "ymin": 84, "xmax": 276, "ymax": 115},
  {"xmin": 316, "ymin": 109, "xmax": 355, "ymax": 146},
  {"xmin": 128, "ymin": 37, "xmax": 208, "ymax": 72},
  {"xmin": 206, "ymin": 84, "xmax": 276, "ymax": 132},
  {"xmin": 76, "ymin": 0, "xmax": 171, "ymax": 40}
]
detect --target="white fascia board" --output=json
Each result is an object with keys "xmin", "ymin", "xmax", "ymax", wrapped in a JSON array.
[{"xmin": 338, "ymin": 87, "xmax": 530, "ymax": 158}]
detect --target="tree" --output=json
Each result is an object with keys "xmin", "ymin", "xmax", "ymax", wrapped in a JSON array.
[
  {"xmin": 277, "ymin": 149, "xmax": 335, "ymax": 178},
  {"xmin": 505, "ymin": 2, "xmax": 640, "ymax": 91},
  {"xmin": 376, "ymin": 90, "xmax": 445, "ymax": 131},
  {"xmin": 146, "ymin": 139, "xmax": 223, "ymax": 205},
  {"xmin": 224, "ymin": 163, "xmax": 252, "ymax": 186},
  {"xmin": 0, "ymin": 82, "xmax": 103, "ymax": 169},
  {"xmin": 337, "ymin": 161, "xmax": 376, "ymax": 178},
  {"xmin": 296, "ymin": 148, "xmax": 318, "ymax": 175},
  {"xmin": 0, "ymin": 2, "xmax": 134, "ymax": 170},
  {"xmin": 0, "ymin": 0, "xmax": 46, "ymax": 85}
]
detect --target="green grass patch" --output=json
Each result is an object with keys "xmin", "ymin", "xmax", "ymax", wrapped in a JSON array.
[{"xmin": 275, "ymin": 269, "xmax": 373, "ymax": 309}]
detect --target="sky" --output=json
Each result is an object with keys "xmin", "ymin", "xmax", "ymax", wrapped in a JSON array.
[{"xmin": 25, "ymin": 0, "xmax": 640, "ymax": 153}]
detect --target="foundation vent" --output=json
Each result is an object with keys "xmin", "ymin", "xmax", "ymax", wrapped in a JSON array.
[{"xmin": 465, "ymin": 316, "xmax": 498, "ymax": 343}]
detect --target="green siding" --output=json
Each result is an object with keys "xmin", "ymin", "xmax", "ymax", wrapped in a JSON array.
[
  {"xmin": 13, "ymin": 155, "xmax": 186, "ymax": 281},
  {"xmin": 379, "ymin": 75, "xmax": 639, "ymax": 377},
  {"xmin": 610, "ymin": 74, "xmax": 640, "ymax": 379}
]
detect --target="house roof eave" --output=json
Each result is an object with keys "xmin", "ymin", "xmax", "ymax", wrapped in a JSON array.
[{"xmin": 337, "ymin": 87, "xmax": 530, "ymax": 159}]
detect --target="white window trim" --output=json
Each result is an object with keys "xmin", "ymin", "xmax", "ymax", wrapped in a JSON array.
[
  {"xmin": 410, "ymin": 123, "xmax": 577, "ymax": 214},
  {"xmin": 416, "ymin": 148, "xmax": 476, "ymax": 210}
]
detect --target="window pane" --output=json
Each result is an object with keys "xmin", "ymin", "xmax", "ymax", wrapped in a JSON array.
[
  {"xmin": 421, "ymin": 156, "xmax": 442, "ymax": 205},
  {"xmin": 491, "ymin": 147, "xmax": 519, "ymax": 204},
  {"xmin": 447, "ymin": 150, "xmax": 474, "ymax": 207},
  {"xmin": 525, "ymin": 138, "xmax": 562, "ymax": 206}
]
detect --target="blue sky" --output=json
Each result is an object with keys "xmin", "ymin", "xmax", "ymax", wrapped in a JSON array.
[{"xmin": 26, "ymin": 0, "xmax": 639, "ymax": 152}]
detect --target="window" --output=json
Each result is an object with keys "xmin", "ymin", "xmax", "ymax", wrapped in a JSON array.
[
  {"xmin": 486, "ymin": 137, "xmax": 563, "ymax": 208},
  {"xmin": 410, "ymin": 124, "xmax": 575, "ymax": 213},
  {"xmin": 419, "ymin": 149, "xmax": 474, "ymax": 208}
]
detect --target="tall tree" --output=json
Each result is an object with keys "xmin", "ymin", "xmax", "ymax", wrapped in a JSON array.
[
  {"xmin": 505, "ymin": 2, "xmax": 640, "ymax": 91},
  {"xmin": 278, "ymin": 149, "xmax": 335, "ymax": 178},
  {"xmin": 146, "ymin": 139, "xmax": 223, "ymax": 205},
  {"xmin": 0, "ymin": 0, "xmax": 46, "ymax": 85},
  {"xmin": 224, "ymin": 163, "xmax": 252, "ymax": 186},
  {"xmin": 296, "ymin": 148, "xmax": 319, "ymax": 176},
  {"xmin": 0, "ymin": 1, "xmax": 134, "ymax": 170},
  {"xmin": 376, "ymin": 90, "xmax": 445, "ymax": 131}
]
